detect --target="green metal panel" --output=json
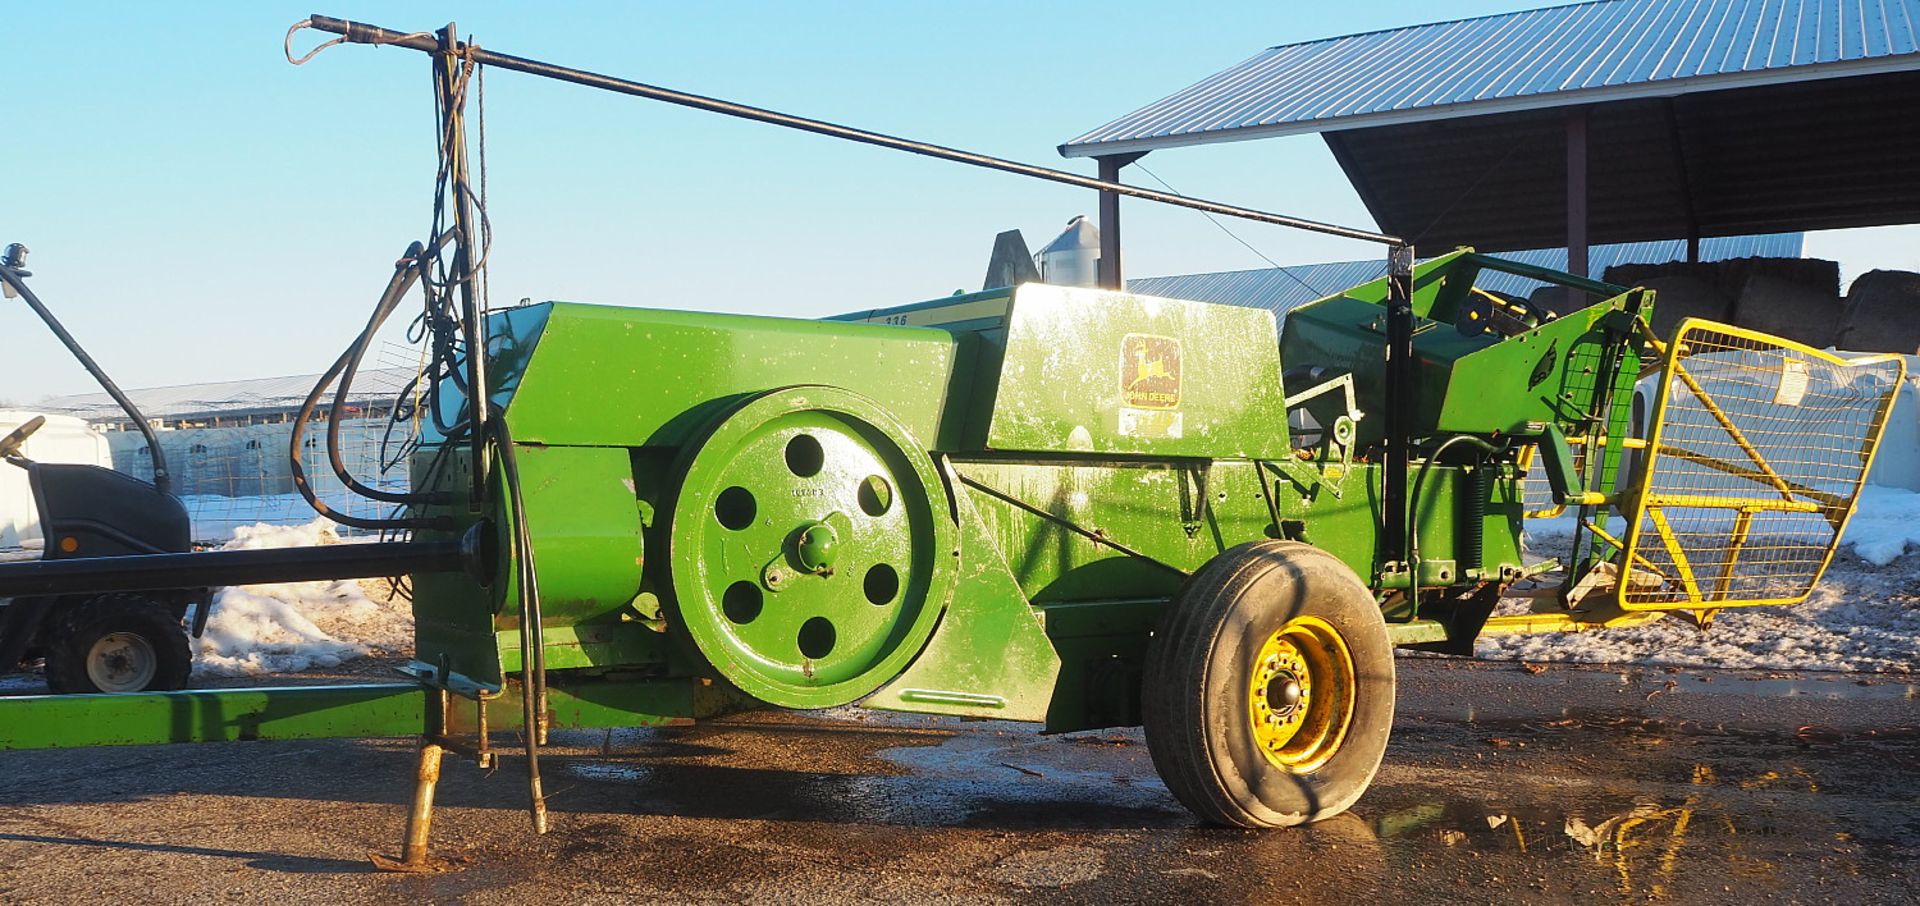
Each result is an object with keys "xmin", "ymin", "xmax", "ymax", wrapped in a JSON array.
[
  {"xmin": 407, "ymin": 446, "xmax": 504, "ymax": 687},
  {"xmin": 984, "ymin": 285, "xmax": 1290, "ymax": 459},
  {"xmin": 1037, "ymin": 597, "xmax": 1161, "ymax": 733},
  {"xmin": 490, "ymin": 443, "xmax": 660, "ymax": 673},
  {"xmin": 951, "ymin": 459, "xmax": 1275, "ymax": 602},
  {"xmin": 487, "ymin": 302, "xmax": 975, "ymax": 451},
  {"xmin": 863, "ymin": 486, "xmax": 1062, "ymax": 722},
  {"xmin": 440, "ymin": 674, "xmax": 717, "ymax": 735},
  {"xmin": 0, "ymin": 684, "xmax": 427, "ymax": 749},
  {"xmin": 507, "ymin": 444, "xmax": 645, "ymax": 612},
  {"xmin": 1281, "ymin": 251, "xmax": 1645, "ymax": 447},
  {"xmin": 1434, "ymin": 299, "xmax": 1643, "ymax": 438}
]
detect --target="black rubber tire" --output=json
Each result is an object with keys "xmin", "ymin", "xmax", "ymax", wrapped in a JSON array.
[
  {"xmin": 45, "ymin": 595, "xmax": 193, "ymax": 694},
  {"xmin": 1143, "ymin": 540, "xmax": 1394, "ymax": 827}
]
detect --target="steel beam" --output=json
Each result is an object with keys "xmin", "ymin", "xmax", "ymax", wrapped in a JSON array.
[
  {"xmin": 0, "ymin": 675, "xmax": 704, "ymax": 750},
  {"xmin": 0, "ymin": 541, "xmax": 465, "ymax": 598}
]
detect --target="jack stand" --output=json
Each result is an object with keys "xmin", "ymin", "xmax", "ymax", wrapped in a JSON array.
[
  {"xmin": 370, "ymin": 738, "xmax": 448, "ymax": 872},
  {"xmin": 372, "ymin": 681, "xmax": 494, "ymax": 872}
]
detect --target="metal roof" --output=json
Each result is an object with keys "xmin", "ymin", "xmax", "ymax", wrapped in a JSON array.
[
  {"xmin": 1128, "ymin": 232, "xmax": 1802, "ymax": 319},
  {"xmin": 35, "ymin": 367, "xmax": 417, "ymax": 424},
  {"xmin": 1062, "ymin": 0, "xmax": 1920, "ymax": 157}
]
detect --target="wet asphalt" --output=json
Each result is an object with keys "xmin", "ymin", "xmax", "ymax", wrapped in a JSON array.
[{"xmin": 0, "ymin": 658, "xmax": 1915, "ymax": 904}]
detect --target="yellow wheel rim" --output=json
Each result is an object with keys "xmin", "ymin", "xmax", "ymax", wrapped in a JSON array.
[{"xmin": 1247, "ymin": 615, "xmax": 1356, "ymax": 773}]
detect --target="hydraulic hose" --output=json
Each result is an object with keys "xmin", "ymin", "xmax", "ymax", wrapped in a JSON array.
[
  {"xmin": 325, "ymin": 234, "xmax": 456, "ymax": 505},
  {"xmin": 289, "ymin": 240, "xmax": 450, "ymax": 531},
  {"xmin": 491, "ymin": 413, "xmax": 548, "ymax": 834}
]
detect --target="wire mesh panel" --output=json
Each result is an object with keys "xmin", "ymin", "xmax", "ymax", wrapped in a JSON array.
[
  {"xmin": 1616, "ymin": 320, "xmax": 1906, "ymax": 610},
  {"xmin": 100, "ymin": 349, "xmax": 426, "ymax": 543}
]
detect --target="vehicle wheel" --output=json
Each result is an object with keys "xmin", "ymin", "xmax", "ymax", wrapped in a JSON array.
[
  {"xmin": 45, "ymin": 596, "xmax": 193, "ymax": 694},
  {"xmin": 1143, "ymin": 540, "xmax": 1394, "ymax": 827}
]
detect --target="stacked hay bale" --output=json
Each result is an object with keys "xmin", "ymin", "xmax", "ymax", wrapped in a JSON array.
[
  {"xmin": 1601, "ymin": 257, "xmax": 1919, "ymax": 354},
  {"xmin": 1836, "ymin": 270, "xmax": 1920, "ymax": 355}
]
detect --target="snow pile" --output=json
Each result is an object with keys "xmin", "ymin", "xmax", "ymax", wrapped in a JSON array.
[
  {"xmin": 1482, "ymin": 484, "xmax": 1920, "ymax": 673},
  {"xmin": 1840, "ymin": 484, "xmax": 1920, "ymax": 566},
  {"xmin": 194, "ymin": 520, "xmax": 412, "ymax": 677},
  {"xmin": 1475, "ymin": 556, "xmax": 1920, "ymax": 673}
]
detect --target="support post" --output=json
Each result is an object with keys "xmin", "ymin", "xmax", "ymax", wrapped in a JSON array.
[
  {"xmin": 432, "ymin": 23, "xmax": 490, "ymax": 503},
  {"xmin": 1094, "ymin": 152, "xmax": 1145, "ymax": 289},
  {"xmin": 1664, "ymin": 98, "xmax": 1703, "ymax": 265},
  {"xmin": 1381, "ymin": 244, "xmax": 1416, "ymax": 569},
  {"xmin": 373, "ymin": 686, "xmax": 449, "ymax": 873},
  {"xmin": 1566, "ymin": 107, "xmax": 1589, "ymax": 280},
  {"xmin": 400, "ymin": 740, "xmax": 445, "ymax": 866}
]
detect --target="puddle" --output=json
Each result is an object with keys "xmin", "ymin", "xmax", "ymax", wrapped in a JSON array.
[
  {"xmin": 564, "ymin": 761, "xmax": 652, "ymax": 783},
  {"xmin": 1364, "ymin": 756, "xmax": 1915, "ymax": 902}
]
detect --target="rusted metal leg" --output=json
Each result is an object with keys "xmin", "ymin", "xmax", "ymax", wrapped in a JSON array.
[
  {"xmin": 403, "ymin": 739, "xmax": 446, "ymax": 864},
  {"xmin": 371, "ymin": 738, "xmax": 446, "ymax": 872}
]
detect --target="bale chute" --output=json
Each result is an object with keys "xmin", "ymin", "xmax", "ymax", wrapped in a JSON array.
[{"xmin": 1616, "ymin": 319, "xmax": 1907, "ymax": 611}]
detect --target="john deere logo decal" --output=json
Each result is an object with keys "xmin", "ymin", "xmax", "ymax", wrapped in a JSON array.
[{"xmin": 1121, "ymin": 333, "xmax": 1182, "ymax": 409}]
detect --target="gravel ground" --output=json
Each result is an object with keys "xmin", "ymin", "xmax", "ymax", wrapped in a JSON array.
[{"xmin": 2, "ymin": 659, "xmax": 1915, "ymax": 904}]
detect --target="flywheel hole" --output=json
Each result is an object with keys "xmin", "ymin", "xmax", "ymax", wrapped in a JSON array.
[
  {"xmin": 864, "ymin": 564, "xmax": 900, "ymax": 605},
  {"xmin": 722, "ymin": 581, "xmax": 763, "ymax": 624},
  {"xmin": 715, "ymin": 486, "xmax": 757, "ymax": 530},
  {"xmin": 857, "ymin": 475, "xmax": 893, "ymax": 516},
  {"xmin": 785, "ymin": 434, "xmax": 825, "ymax": 477},
  {"xmin": 798, "ymin": 617, "xmax": 836, "ymax": 658}
]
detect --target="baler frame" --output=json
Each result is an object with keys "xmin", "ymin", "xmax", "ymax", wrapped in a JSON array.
[{"xmin": 0, "ymin": 14, "xmax": 1904, "ymax": 872}]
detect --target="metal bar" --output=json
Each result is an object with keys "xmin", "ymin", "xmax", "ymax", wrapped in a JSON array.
[
  {"xmin": 0, "ymin": 264, "xmax": 173, "ymax": 495},
  {"xmin": 1380, "ymin": 245, "xmax": 1416, "ymax": 568},
  {"xmin": 1462, "ymin": 252, "xmax": 1627, "ymax": 297},
  {"xmin": 1582, "ymin": 518, "xmax": 1671, "ymax": 580},
  {"xmin": 1641, "ymin": 493, "xmax": 1822, "ymax": 513},
  {"xmin": 425, "ymin": 23, "xmax": 491, "ymax": 504},
  {"xmin": 400, "ymin": 740, "xmax": 444, "ymax": 867},
  {"xmin": 300, "ymin": 15, "xmax": 1399, "ymax": 246},
  {"xmin": 0, "ymin": 541, "xmax": 464, "ymax": 598},
  {"xmin": 1478, "ymin": 609, "xmax": 1666, "ymax": 636},
  {"xmin": 0, "ymin": 675, "xmax": 701, "ymax": 751},
  {"xmin": 1654, "ymin": 442, "xmax": 1848, "ymax": 510},
  {"xmin": 1713, "ymin": 510, "xmax": 1754, "ymax": 599},
  {"xmin": 953, "ymin": 471, "xmax": 1189, "ymax": 577},
  {"xmin": 1645, "ymin": 507, "xmax": 1703, "ymax": 602}
]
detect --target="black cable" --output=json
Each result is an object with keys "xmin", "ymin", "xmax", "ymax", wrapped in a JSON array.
[
  {"xmin": 327, "ymin": 235, "xmax": 454, "ymax": 504},
  {"xmin": 288, "ymin": 242, "xmax": 451, "ymax": 531},
  {"xmin": 491, "ymin": 413, "xmax": 548, "ymax": 832}
]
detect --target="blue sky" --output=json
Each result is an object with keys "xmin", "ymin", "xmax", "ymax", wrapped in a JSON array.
[{"xmin": 4, "ymin": 2, "xmax": 1915, "ymax": 401}]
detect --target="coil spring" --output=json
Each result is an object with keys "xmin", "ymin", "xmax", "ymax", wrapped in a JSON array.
[{"xmin": 1460, "ymin": 466, "xmax": 1489, "ymax": 573}]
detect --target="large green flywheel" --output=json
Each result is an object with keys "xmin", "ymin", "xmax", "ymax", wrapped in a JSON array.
[{"xmin": 667, "ymin": 386, "xmax": 957, "ymax": 709}]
